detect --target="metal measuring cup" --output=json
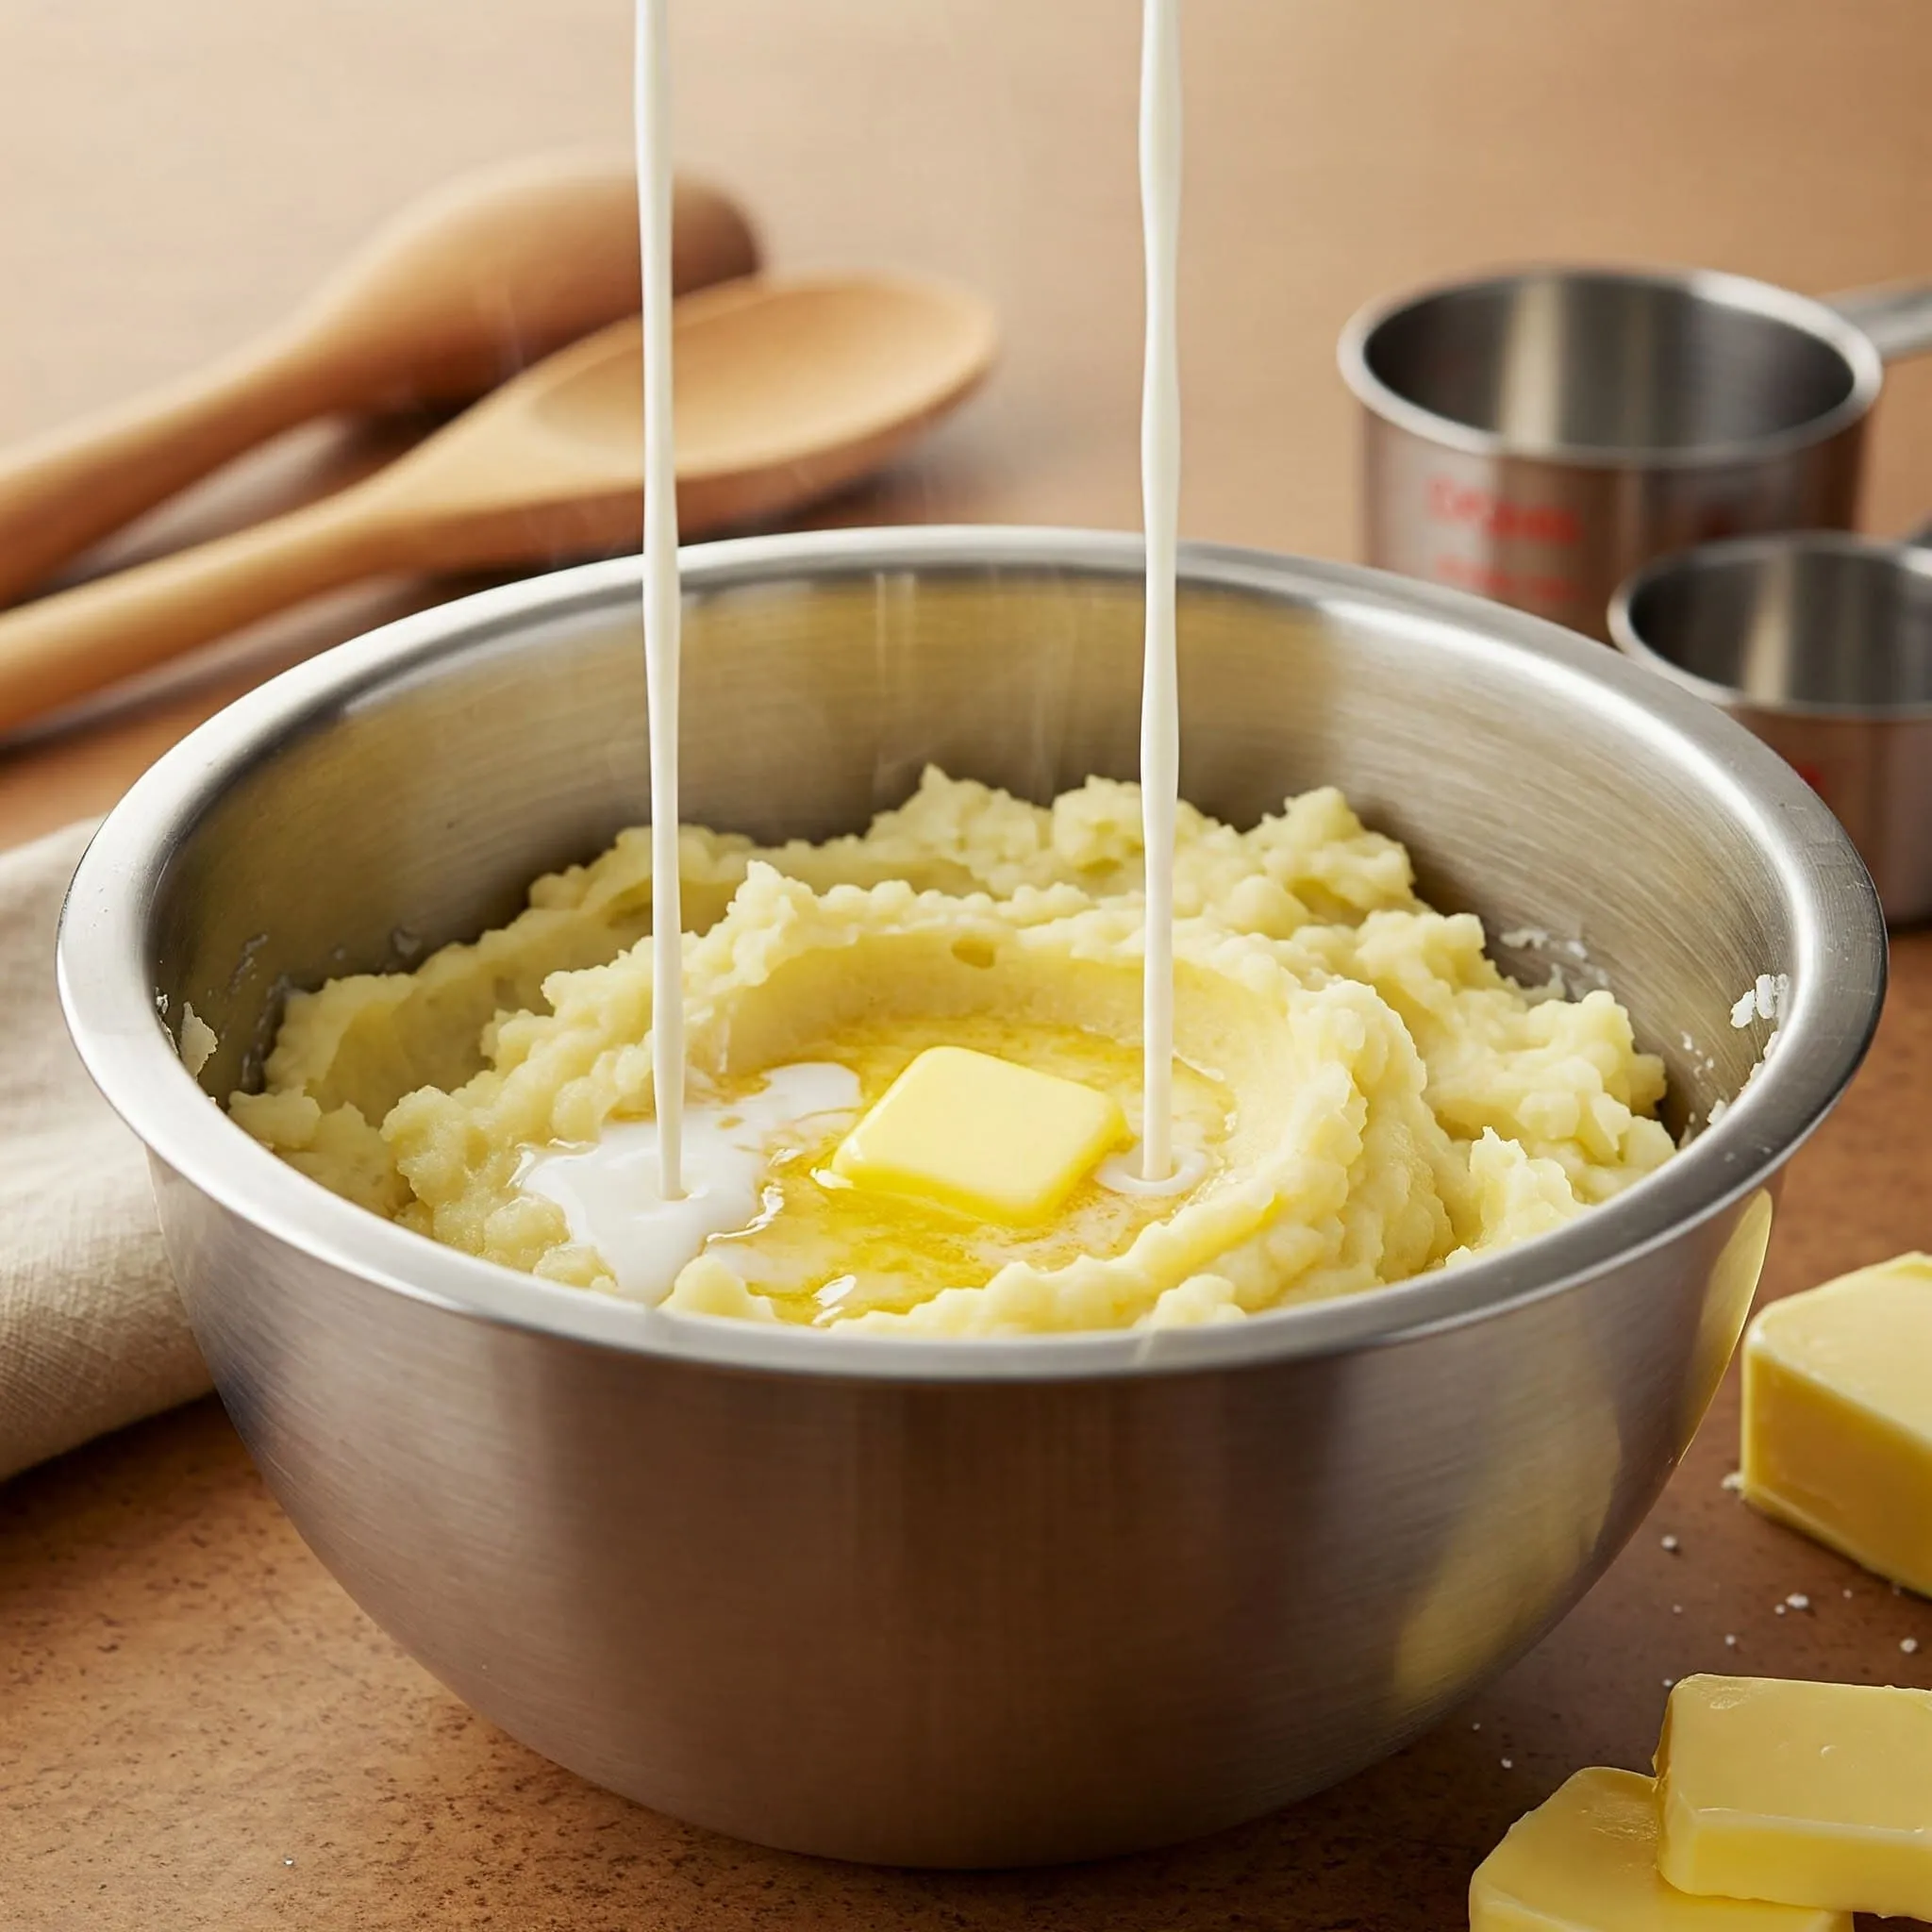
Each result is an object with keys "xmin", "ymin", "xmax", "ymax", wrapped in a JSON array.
[
  {"xmin": 1609, "ymin": 527, "xmax": 1932, "ymax": 924},
  {"xmin": 1339, "ymin": 266, "xmax": 1932, "ymax": 641}
]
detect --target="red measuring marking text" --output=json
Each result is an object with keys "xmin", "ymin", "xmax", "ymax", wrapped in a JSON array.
[{"xmin": 1425, "ymin": 477, "xmax": 1581, "ymax": 546}]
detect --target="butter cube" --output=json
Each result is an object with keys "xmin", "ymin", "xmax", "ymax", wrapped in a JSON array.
[
  {"xmin": 1471, "ymin": 1766, "xmax": 1848, "ymax": 1932},
  {"xmin": 830, "ymin": 1045, "xmax": 1125, "ymax": 1225},
  {"xmin": 1657, "ymin": 1674, "xmax": 1932, "ymax": 1919},
  {"xmin": 1741, "ymin": 1253, "xmax": 1932, "ymax": 1595}
]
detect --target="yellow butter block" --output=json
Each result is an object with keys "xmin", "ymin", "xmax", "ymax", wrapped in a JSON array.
[
  {"xmin": 1656, "ymin": 1674, "xmax": 1932, "ymax": 1919},
  {"xmin": 1470, "ymin": 1766, "xmax": 1848, "ymax": 1932},
  {"xmin": 1741, "ymin": 1252, "xmax": 1932, "ymax": 1595},
  {"xmin": 829, "ymin": 1045, "xmax": 1127, "ymax": 1226}
]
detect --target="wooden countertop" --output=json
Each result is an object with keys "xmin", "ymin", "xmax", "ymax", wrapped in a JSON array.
[{"xmin": 4, "ymin": 3, "xmax": 1930, "ymax": 1924}]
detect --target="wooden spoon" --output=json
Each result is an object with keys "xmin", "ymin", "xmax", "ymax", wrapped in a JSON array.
[
  {"xmin": 0, "ymin": 275, "xmax": 998, "ymax": 735},
  {"xmin": 0, "ymin": 153, "xmax": 758, "ymax": 608}
]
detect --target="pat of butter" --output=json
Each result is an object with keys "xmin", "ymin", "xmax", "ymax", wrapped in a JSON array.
[
  {"xmin": 1741, "ymin": 1252, "xmax": 1932, "ymax": 1595},
  {"xmin": 830, "ymin": 1045, "xmax": 1126, "ymax": 1226},
  {"xmin": 1656, "ymin": 1674, "xmax": 1932, "ymax": 1919},
  {"xmin": 1472, "ymin": 1766, "xmax": 1847, "ymax": 1931}
]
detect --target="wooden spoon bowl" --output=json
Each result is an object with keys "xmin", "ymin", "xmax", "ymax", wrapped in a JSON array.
[{"xmin": 0, "ymin": 275, "xmax": 999, "ymax": 734}]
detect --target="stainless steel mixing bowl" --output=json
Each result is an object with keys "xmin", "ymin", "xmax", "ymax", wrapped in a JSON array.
[{"xmin": 58, "ymin": 528, "xmax": 1885, "ymax": 1867}]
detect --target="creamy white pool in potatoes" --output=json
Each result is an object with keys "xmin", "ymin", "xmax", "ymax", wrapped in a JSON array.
[{"xmin": 229, "ymin": 770, "xmax": 1675, "ymax": 1336}]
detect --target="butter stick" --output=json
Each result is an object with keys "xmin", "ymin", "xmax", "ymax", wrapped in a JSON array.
[
  {"xmin": 1470, "ymin": 1766, "xmax": 1848, "ymax": 1932},
  {"xmin": 1741, "ymin": 1252, "xmax": 1932, "ymax": 1594},
  {"xmin": 831, "ymin": 1045, "xmax": 1126, "ymax": 1226},
  {"xmin": 1656, "ymin": 1674, "xmax": 1932, "ymax": 1920}
]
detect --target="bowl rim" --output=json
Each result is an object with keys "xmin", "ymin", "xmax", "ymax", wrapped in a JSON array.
[
  {"xmin": 1337, "ymin": 262, "xmax": 1882, "ymax": 471},
  {"xmin": 58, "ymin": 526, "xmax": 1888, "ymax": 1383},
  {"xmin": 1608, "ymin": 528, "xmax": 1932, "ymax": 723}
]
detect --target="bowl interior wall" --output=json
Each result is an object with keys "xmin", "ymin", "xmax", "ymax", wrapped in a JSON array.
[{"xmin": 155, "ymin": 561, "xmax": 1787, "ymax": 1133}]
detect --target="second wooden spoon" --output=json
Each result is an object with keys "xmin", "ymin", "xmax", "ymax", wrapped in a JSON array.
[{"xmin": 0, "ymin": 275, "xmax": 998, "ymax": 735}]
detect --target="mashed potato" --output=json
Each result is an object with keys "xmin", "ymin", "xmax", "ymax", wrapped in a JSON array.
[{"xmin": 230, "ymin": 771, "xmax": 1674, "ymax": 1335}]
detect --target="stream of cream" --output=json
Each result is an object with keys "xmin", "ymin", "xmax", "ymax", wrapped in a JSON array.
[
  {"xmin": 1138, "ymin": 0, "xmax": 1182, "ymax": 1182},
  {"xmin": 637, "ymin": 0, "xmax": 685, "ymax": 1200}
]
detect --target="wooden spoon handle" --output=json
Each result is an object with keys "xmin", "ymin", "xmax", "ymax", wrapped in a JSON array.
[
  {"xmin": 0, "ymin": 346, "xmax": 324, "ymax": 611},
  {"xmin": 0, "ymin": 171, "xmax": 756, "ymax": 610},
  {"xmin": 0, "ymin": 488, "xmax": 394, "ymax": 735}
]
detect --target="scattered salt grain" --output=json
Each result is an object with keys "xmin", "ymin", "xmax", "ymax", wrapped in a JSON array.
[
  {"xmin": 1661, "ymin": 1534, "xmax": 1680, "ymax": 1553},
  {"xmin": 1500, "ymin": 1757, "xmax": 1513, "ymax": 1771},
  {"xmin": 1724, "ymin": 1634, "xmax": 1739, "ymax": 1647},
  {"xmin": 1904, "ymin": 1639, "xmax": 1921, "ymax": 1657},
  {"xmin": 1730, "ymin": 973, "xmax": 1789, "ymax": 1029},
  {"xmin": 1722, "ymin": 1471, "xmax": 1744, "ymax": 1493},
  {"xmin": 1787, "ymin": 1593, "xmax": 1810, "ymax": 1611}
]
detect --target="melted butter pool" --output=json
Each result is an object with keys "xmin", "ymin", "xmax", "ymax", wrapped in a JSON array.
[{"xmin": 521, "ymin": 1015, "xmax": 1231, "ymax": 1324}]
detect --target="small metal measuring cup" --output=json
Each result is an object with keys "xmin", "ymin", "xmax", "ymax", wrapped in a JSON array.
[
  {"xmin": 1340, "ymin": 266, "xmax": 1932, "ymax": 640},
  {"xmin": 1610, "ymin": 528, "xmax": 1932, "ymax": 924}
]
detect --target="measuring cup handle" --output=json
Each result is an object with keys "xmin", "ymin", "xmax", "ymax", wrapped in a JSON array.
[{"xmin": 1825, "ymin": 281, "xmax": 1932, "ymax": 361}]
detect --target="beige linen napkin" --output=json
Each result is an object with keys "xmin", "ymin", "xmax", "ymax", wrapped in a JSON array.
[{"xmin": 0, "ymin": 820, "xmax": 208, "ymax": 1484}]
